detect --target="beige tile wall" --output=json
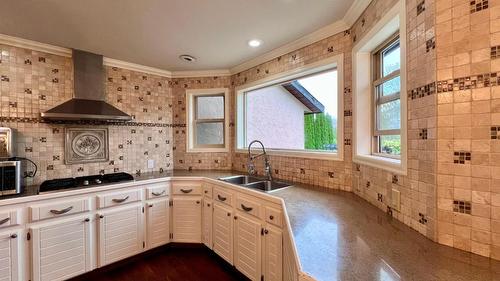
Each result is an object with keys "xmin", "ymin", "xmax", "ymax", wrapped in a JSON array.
[{"xmin": 0, "ymin": 44, "xmax": 174, "ymax": 185}]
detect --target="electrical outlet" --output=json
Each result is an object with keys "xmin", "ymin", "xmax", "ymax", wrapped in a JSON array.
[{"xmin": 147, "ymin": 159, "xmax": 155, "ymax": 169}]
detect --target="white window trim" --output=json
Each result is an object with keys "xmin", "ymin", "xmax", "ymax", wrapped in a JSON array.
[
  {"xmin": 352, "ymin": 0, "xmax": 407, "ymax": 175},
  {"xmin": 235, "ymin": 54, "xmax": 344, "ymax": 161},
  {"xmin": 186, "ymin": 88, "xmax": 230, "ymax": 153}
]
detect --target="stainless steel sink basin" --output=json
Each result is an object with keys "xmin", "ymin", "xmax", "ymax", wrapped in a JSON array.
[
  {"xmin": 219, "ymin": 175, "xmax": 290, "ymax": 192},
  {"xmin": 243, "ymin": 180, "xmax": 290, "ymax": 192},
  {"xmin": 219, "ymin": 175, "xmax": 262, "ymax": 185}
]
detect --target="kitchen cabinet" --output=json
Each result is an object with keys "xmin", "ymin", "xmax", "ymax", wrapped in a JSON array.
[
  {"xmin": 172, "ymin": 197, "xmax": 202, "ymax": 243},
  {"xmin": 212, "ymin": 202, "xmax": 233, "ymax": 264},
  {"xmin": 30, "ymin": 215, "xmax": 92, "ymax": 281},
  {"xmin": 234, "ymin": 213, "xmax": 262, "ymax": 281},
  {"xmin": 0, "ymin": 228, "xmax": 21, "ymax": 281},
  {"xmin": 97, "ymin": 203, "xmax": 144, "ymax": 267},
  {"xmin": 202, "ymin": 199, "xmax": 212, "ymax": 249},
  {"xmin": 145, "ymin": 197, "xmax": 170, "ymax": 249},
  {"xmin": 263, "ymin": 224, "xmax": 283, "ymax": 281}
]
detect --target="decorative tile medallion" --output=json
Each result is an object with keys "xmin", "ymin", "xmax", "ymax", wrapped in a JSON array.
[{"xmin": 65, "ymin": 128, "xmax": 109, "ymax": 164}]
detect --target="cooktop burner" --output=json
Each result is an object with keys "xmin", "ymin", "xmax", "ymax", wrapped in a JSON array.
[{"xmin": 39, "ymin": 172, "xmax": 134, "ymax": 193}]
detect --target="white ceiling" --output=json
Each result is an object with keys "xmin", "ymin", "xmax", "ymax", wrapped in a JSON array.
[{"xmin": 0, "ymin": 0, "xmax": 356, "ymax": 71}]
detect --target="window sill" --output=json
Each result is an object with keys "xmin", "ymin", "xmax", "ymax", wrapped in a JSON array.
[
  {"xmin": 235, "ymin": 148, "xmax": 343, "ymax": 161},
  {"xmin": 353, "ymin": 154, "xmax": 406, "ymax": 175}
]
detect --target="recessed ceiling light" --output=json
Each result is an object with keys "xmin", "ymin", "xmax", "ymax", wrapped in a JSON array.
[
  {"xmin": 179, "ymin": 54, "xmax": 197, "ymax": 62},
  {"xmin": 248, "ymin": 39, "xmax": 262, "ymax": 48}
]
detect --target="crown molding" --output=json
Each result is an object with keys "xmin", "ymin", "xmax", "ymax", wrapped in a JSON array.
[
  {"xmin": 102, "ymin": 57, "xmax": 173, "ymax": 77},
  {"xmin": 170, "ymin": 69, "xmax": 231, "ymax": 78},
  {"xmin": 343, "ymin": 0, "xmax": 372, "ymax": 26},
  {"xmin": 0, "ymin": 33, "xmax": 72, "ymax": 57},
  {"xmin": 229, "ymin": 19, "xmax": 349, "ymax": 74}
]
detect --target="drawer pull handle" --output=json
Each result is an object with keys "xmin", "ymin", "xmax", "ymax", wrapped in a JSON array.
[
  {"xmin": 84, "ymin": 218, "xmax": 90, "ymax": 222},
  {"xmin": 227, "ymin": 212, "xmax": 231, "ymax": 216},
  {"xmin": 112, "ymin": 196, "xmax": 129, "ymax": 203},
  {"xmin": 269, "ymin": 215, "xmax": 274, "ymax": 220},
  {"xmin": 196, "ymin": 201, "xmax": 200, "ymax": 204},
  {"xmin": 10, "ymin": 234, "xmax": 17, "ymax": 239},
  {"xmin": 181, "ymin": 189, "xmax": 193, "ymax": 194},
  {"xmin": 152, "ymin": 190, "xmax": 165, "ymax": 196},
  {"xmin": 50, "ymin": 206, "xmax": 73, "ymax": 215},
  {"xmin": 217, "ymin": 195, "xmax": 227, "ymax": 201},
  {"xmin": 241, "ymin": 204, "xmax": 253, "ymax": 212},
  {"xmin": 99, "ymin": 215, "xmax": 104, "ymax": 219},
  {"xmin": 0, "ymin": 218, "xmax": 10, "ymax": 225}
]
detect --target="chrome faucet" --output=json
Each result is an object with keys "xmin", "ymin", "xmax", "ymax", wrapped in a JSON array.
[{"xmin": 247, "ymin": 140, "xmax": 273, "ymax": 181}]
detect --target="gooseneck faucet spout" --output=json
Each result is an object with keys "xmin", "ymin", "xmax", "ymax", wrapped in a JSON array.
[{"xmin": 247, "ymin": 140, "xmax": 273, "ymax": 181}]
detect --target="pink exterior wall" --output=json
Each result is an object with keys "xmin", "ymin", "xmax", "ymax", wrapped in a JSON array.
[{"xmin": 246, "ymin": 85, "xmax": 307, "ymax": 150}]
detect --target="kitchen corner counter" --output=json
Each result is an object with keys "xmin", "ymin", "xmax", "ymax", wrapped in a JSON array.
[{"xmin": 272, "ymin": 185, "xmax": 500, "ymax": 281}]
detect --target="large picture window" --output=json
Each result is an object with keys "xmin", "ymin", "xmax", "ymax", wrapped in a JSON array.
[
  {"xmin": 372, "ymin": 35, "xmax": 401, "ymax": 157},
  {"xmin": 236, "ymin": 56, "xmax": 343, "ymax": 159}
]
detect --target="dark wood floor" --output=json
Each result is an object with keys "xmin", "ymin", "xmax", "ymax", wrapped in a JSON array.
[{"xmin": 70, "ymin": 244, "xmax": 249, "ymax": 281}]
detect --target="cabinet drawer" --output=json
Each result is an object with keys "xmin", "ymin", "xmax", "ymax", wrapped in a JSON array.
[
  {"xmin": 236, "ymin": 196, "xmax": 261, "ymax": 219},
  {"xmin": 265, "ymin": 207, "xmax": 282, "ymax": 227},
  {"xmin": 146, "ymin": 183, "xmax": 170, "ymax": 199},
  {"xmin": 0, "ymin": 210, "xmax": 19, "ymax": 228},
  {"xmin": 213, "ymin": 188, "xmax": 233, "ymax": 207},
  {"xmin": 172, "ymin": 184, "xmax": 202, "ymax": 195},
  {"xmin": 202, "ymin": 184, "xmax": 213, "ymax": 198},
  {"xmin": 97, "ymin": 188, "xmax": 141, "ymax": 209},
  {"xmin": 30, "ymin": 197, "xmax": 90, "ymax": 221}
]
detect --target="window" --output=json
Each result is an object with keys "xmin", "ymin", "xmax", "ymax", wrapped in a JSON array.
[
  {"xmin": 372, "ymin": 35, "xmax": 401, "ymax": 158},
  {"xmin": 186, "ymin": 88, "xmax": 229, "ymax": 152},
  {"xmin": 236, "ymin": 55, "xmax": 343, "ymax": 159}
]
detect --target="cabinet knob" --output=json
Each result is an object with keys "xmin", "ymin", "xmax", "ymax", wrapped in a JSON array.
[
  {"xmin": 227, "ymin": 212, "xmax": 231, "ymax": 216},
  {"xmin": 10, "ymin": 234, "xmax": 17, "ymax": 239},
  {"xmin": 149, "ymin": 204, "xmax": 153, "ymax": 208},
  {"xmin": 234, "ymin": 216, "xmax": 237, "ymax": 220},
  {"xmin": 84, "ymin": 218, "xmax": 90, "ymax": 222},
  {"xmin": 207, "ymin": 203, "xmax": 211, "ymax": 207},
  {"xmin": 264, "ymin": 229, "xmax": 269, "ymax": 235},
  {"xmin": 269, "ymin": 215, "xmax": 274, "ymax": 220},
  {"xmin": 99, "ymin": 215, "xmax": 104, "ymax": 219},
  {"xmin": 196, "ymin": 201, "xmax": 200, "ymax": 204},
  {"xmin": 204, "ymin": 190, "xmax": 208, "ymax": 193}
]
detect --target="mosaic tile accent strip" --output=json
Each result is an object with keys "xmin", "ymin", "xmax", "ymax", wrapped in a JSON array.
[
  {"xmin": 408, "ymin": 82, "xmax": 436, "ymax": 100},
  {"xmin": 0, "ymin": 117, "xmax": 185, "ymax": 128},
  {"xmin": 453, "ymin": 151, "xmax": 471, "ymax": 164},
  {"xmin": 470, "ymin": 0, "xmax": 488, "ymax": 13},
  {"xmin": 436, "ymin": 72, "xmax": 500, "ymax": 93},
  {"xmin": 453, "ymin": 200, "xmax": 471, "ymax": 214}
]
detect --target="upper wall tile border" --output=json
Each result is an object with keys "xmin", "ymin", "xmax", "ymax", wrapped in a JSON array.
[{"xmin": 0, "ymin": 117, "xmax": 186, "ymax": 128}]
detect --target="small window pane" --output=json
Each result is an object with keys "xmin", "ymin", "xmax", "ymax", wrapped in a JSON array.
[
  {"xmin": 197, "ymin": 96, "xmax": 224, "ymax": 119},
  {"xmin": 382, "ymin": 44, "xmax": 400, "ymax": 76},
  {"xmin": 380, "ymin": 76, "xmax": 400, "ymax": 96},
  {"xmin": 196, "ymin": 122, "xmax": 224, "ymax": 145},
  {"xmin": 378, "ymin": 99, "xmax": 400, "ymax": 130},
  {"xmin": 379, "ymin": 135, "xmax": 401, "ymax": 155}
]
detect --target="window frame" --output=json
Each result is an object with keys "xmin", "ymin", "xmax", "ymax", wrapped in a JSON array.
[
  {"xmin": 186, "ymin": 88, "xmax": 230, "ymax": 153},
  {"xmin": 235, "ymin": 54, "xmax": 344, "ymax": 161},
  {"xmin": 371, "ymin": 34, "xmax": 401, "ymax": 159}
]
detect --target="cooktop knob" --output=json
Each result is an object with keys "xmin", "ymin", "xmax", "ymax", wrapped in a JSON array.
[
  {"xmin": 95, "ymin": 179, "xmax": 102, "ymax": 184},
  {"xmin": 83, "ymin": 180, "xmax": 89, "ymax": 186}
]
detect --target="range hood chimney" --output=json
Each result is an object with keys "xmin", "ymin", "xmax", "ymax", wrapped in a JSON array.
[{"xmin": 41, "ymin": 50, "xmax": 133, "ymax": 121}]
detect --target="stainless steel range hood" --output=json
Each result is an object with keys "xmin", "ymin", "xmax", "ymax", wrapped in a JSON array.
[{"xmin": 41, "ymin": 50, "xmax": 133, "ymax": 121}]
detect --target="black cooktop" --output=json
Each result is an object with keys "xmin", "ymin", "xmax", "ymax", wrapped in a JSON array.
[{"xmin": 39, "ymin": 172, "xmax": 134, "ymax": 193}]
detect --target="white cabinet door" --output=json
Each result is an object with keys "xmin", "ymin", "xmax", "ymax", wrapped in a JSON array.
[
  {"xmin": 234, "ymin": 213, "xmax": 262, "ymax": 281},
  {"xmin": 202, "ymin": 199, "xmax": 213, "ymax": 249},
  {"xmin": 0, "ymin": 229, "xmax": 21, "ymax": 281},
  {"xmin": 97, "ymin": 203, "xmax": 144, "ymax": 267},
  {"xmin": 263, "ymin": 225, "xmax": 282, "ymax": 281},
  {"xmin": 30, "ymin": 215, "xmax": 91, "ymax": 281},
  {"xmin": 172, "ymin": 197, "xmax": 202, "ymax": 243},
  {"xmin": 146, "ymin": 198, "xmax": 170, "ymax": 249},
  {"xmin": 212, "ymin": 202, "xmax": 233, "ymax": 264}
]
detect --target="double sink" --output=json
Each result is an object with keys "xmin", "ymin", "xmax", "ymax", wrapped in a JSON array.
[{"xmin": 218, "ymin": 175, "xmax": 290, "ymax": 192}]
